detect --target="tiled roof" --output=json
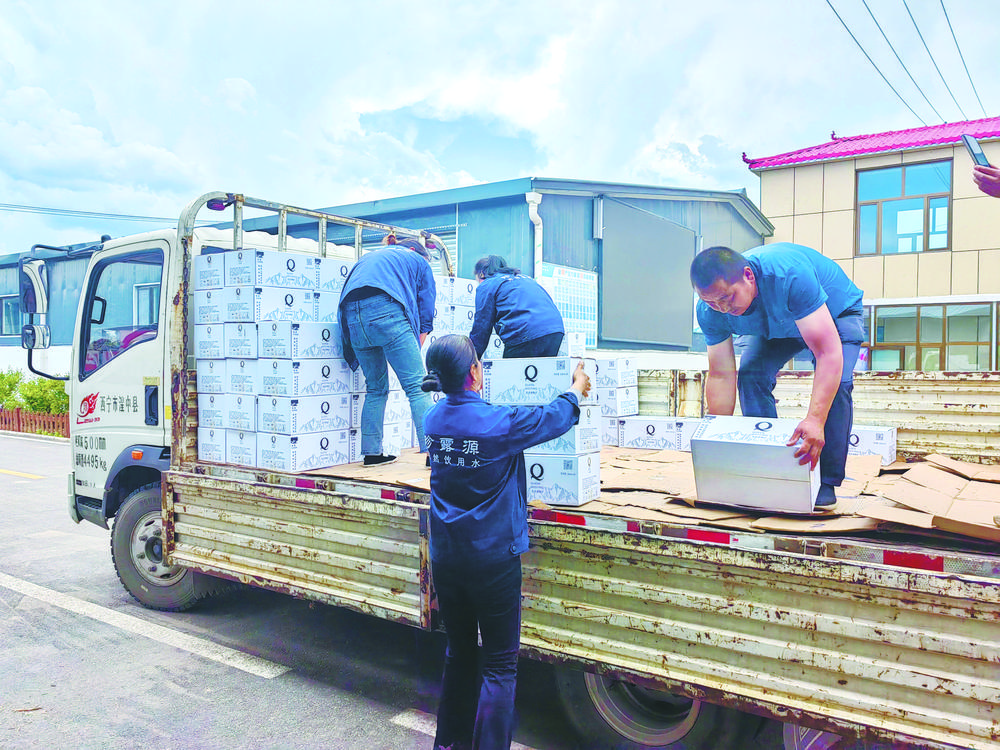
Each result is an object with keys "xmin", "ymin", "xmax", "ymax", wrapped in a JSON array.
[{"xmin": 744, "ymin": 116, "xmax": 1000, "ymax": 170}]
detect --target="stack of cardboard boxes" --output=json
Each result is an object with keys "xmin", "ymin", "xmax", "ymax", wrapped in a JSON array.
[
  {"xmin": 482, "ymin": 354, "xmax": 600, "ymax": 507},
  {"xmin": 592, "ymin": 357, "xmax": 638, "ymax": 447},
  {"xmin": 193, "ymin": 246, "xmax": 423, "ymax": 471}
]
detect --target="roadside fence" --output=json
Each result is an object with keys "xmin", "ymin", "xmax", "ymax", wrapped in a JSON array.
[{"xmin": 0, "ymin": 408, "xmax": 70, "ymax": 437}]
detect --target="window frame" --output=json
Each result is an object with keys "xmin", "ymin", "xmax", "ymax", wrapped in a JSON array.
[
  {"xmin": 855, "ymin": 159, "xmax": 953, "ymax": 257},
  {"xmin": 867, "ymin": 301, "xmax": 996, "ymax": 372},
  {"xmin": 0, "ymin": 294, "xmax": 20, "ymax": 337}
]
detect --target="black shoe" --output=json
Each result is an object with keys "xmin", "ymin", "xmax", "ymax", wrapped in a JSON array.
[
  {"xmin": 815, "ymin": 483, "xmax": 837, "ymax": 508},
  {"xmin": 363, "ymin": 454, "xmax": 397, "ymax": 467}
]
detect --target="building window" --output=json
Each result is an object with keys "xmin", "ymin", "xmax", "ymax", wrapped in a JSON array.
[
  {"xmin": 856, "ymin": 161, "xmax": 951, "ymax": 256},
  {"xmin": 870, "ymin": 303, "xmax": 994, "ymax": 371},
  {"xmin": 1, "ymin": 296, "xmax": 19, "ymax": 336}
]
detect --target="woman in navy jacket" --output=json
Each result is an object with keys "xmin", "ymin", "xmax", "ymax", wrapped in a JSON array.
[
  {"xmin": 468, "ymin": 255, "xmax": 565, "ymax": 359},
  {"xmin": 422, "ymin": 334, "xmax": 590, "ymax": 750}
]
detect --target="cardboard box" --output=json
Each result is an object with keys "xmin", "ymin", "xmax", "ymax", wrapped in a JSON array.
[
  {"xmin": 451, "ymin": 305, "xmax": 475, "ymax": 334},
  {"xmin": 223, "ymin": 393, "xmax": 256, "ymax": 431},
  {"xmin": 197, "ymin": 427, "xmax": 226, "ymax": 462},
  {"xmin": 434, "ymin": 275, "xmax": 453, "ymax": 304},
  {"xmin": 531, "ymin": 402, "xmax": 600, "ymax": 455},
  {"xmin": 256, "ymin": 429, "xmax": 352, "ymax": 472},
  {"xmin": 195, "ymin": 359, "xmax": 226, "ymax": 394},
  {"xmin": 482, "ymin": 357, "xmax": 595, "ymax": 405},
  {"xmin": 601, "ymin": 417, "xmax": 620, "ymax": 446},
  {"xmin": 316, "ymin": 257, "xmax": 355, "ymax": 293},
  {"xmin": 257, "ymin": 394, "xmax": 352, "ymax": 434},
  {"xmin": 848, "ymin": 425, "xmax": 897, "ymax": 466},
  {"xmin": 192, "ymin": 289, "xmax": 227, "ymax": 324},
  {"xmin": 481, "ymin": 333, "xmax": 505, "ymax": 360},
  {"xmin": 558, "ymin": 331, "xmax": 587, "ymax": 357},
  {"xmin": 224, "ymin": 248, "xmax": 319, "ymax": 289},
  {"xmin": 674, "ymin": 417, "xmax": 706, "ymax": 451},
  {"xmin": 257, "ymin": 321, "xmax": 343, "ymax": 359},
  {"xmin": 617, "ymin": 416, "xmax": 682, "ymax": 450},
  {"xmin": 226, "ymin": 358, "xmax": 258, "ymax": 395},
  {"xmin": 523, "ymin": 452, "xmax": 601, "ymax": 507},
  {"xmin": 690, "ymin": 415, "xmax": 819, "ymax": 513},
  {"xmin": 224, "ymin": 323, "xmax": 258, "ymax": 360},
  {"xmin": 349, "ymin": 390, "xmax": 411, "ymax": 428},
  {"xmin": 193, "ymin": 324, "xmax": 225, "ymax": 360},
  {"xmin": 450, "ymin": 277, "xmax": 478, "ymax": 307},
  {"xmin": 348, "ymin": 422, "xmax": 410, "ymax": 462},
  {"xmin": 257, "ymin": 358, "xmax": 354, "ymax": 397},
  {"xmin": 253, "ymin": 287, "xmax": 318, "ymax": 323},
  {"xmin": 594, "ymin": 357, "xmax": 637, "ymax": 388},
  {"xmin": 193, "ymin": 251, "xmax": 225, "ymax": 290},
  {"xmin": 197, "ymin": 393, "xmax": 226, "ymax": 429},
  {"xmin": 594, "ymin": 386, "xmax": 638, "ymax": 417},
  {"xmin": 225, "ymin": 428, "xmax": 257, "ymax": 467}
]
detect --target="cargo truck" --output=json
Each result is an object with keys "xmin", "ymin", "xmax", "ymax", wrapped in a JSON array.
[{"xmin": 19, "ymin": 192, "xmax": 1000, "ymax": 750}]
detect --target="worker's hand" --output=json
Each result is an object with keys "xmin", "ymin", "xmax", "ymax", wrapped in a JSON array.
[
  {"xmin": 788, "ymin": 416, "xmax": 825, "ymax": 470},
  {"xmin": 571, "ymin": 360, "xmax": 591, "ymax": 398}
]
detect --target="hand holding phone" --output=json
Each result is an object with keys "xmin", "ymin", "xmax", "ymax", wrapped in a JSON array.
[{"xmin": 962, "ymin": 134, "xmax": 992, "ymax": 167}]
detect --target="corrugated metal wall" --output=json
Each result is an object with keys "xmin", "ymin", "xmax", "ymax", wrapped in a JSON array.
[{"xmin": 638, "ymin": 369, "xmax": 1000, "ymax": 463}]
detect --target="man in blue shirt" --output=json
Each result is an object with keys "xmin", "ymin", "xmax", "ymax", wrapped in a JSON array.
[
  {"xmin": 690, "ymin": 243, "xmax": 865, "ymax": 507},
  {"xmin": 338, "ymin": 238, "xmax": 436, "ymax": 466}
]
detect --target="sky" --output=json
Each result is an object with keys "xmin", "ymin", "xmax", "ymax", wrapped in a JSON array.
[{"xmin": 0, "ymin": 0, "xmax": 997, "ymax": 255}]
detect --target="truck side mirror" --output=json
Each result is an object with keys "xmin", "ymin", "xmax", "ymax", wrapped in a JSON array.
[
  {"xmin": 21, "ymin": 324, "xmax": 51, "ymax": 350},
  {"xmin": 18, "ymin": 259, "xmax": 48, "ymax": 316}
]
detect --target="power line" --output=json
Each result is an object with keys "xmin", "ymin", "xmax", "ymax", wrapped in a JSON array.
[
  {"xmin": 940, "ymin": 0, "xmax": 988, "ymax": 118},
  {"xmin": 862, "ymin": 0, "xmax": 946, "ymax": 123},
  {"xmin": 0, "ymin": 202, "xmax": 212, "ymax": 225},
  {"xmin": 902, "ymin": 0, "xmax": 968, "ymax": 120},
  {"xmin": 824, "ymin": 0, "xmax": 928, "ymax": 126}
]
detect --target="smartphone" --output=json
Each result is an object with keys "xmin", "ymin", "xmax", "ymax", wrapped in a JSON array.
[{"xmin": 962, "ymin": 134, "xmax": 992, "ymax": 167}]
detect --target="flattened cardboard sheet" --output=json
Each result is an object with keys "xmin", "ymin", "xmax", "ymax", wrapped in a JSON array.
[
  {"xmin": 856, "ymin": 502, "xmax": 935, "ymax": 529},
  {"xmin": 902, "ymin": 463, "xmax": 968, "ymax": 497},
  {"xmin": 751, "ymin": 515, "xmax": 883, "ymax": 534},
  {"xmin": 926, "ymin": 453, "xmax": 1000, "ymax": 484}
]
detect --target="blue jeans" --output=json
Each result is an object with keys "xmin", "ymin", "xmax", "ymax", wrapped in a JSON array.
[
  {"xmin": 432, "ymin": 554, "xmax": 522, "ymax": 750},
  {"xmin": 341, "ymin": 292, "xmax": 431, "ymax": 455},
  {"xmin": 502, "ymin": 332, "xmax": 563, "ymax": 359},
  {"xmin": 736, "ymin": 314, "xmax": 864, "ymax": 487}
]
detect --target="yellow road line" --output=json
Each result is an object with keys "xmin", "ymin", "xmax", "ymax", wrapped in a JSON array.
[{"xmin": 0, "ymin": 468, "xmax": 43, "ymax": 479}]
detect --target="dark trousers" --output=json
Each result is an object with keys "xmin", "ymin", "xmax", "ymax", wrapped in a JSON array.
[
  {"xmin": 502, "ymin": 332, "xmax": 563, "ymax": 359},
  {"xmin": 736, "ymin": 314, "xmax": 864, "ymax": 487},
  {"xmin": 431, "ymin": 554, "xmax": 522, "ymax": 750}
]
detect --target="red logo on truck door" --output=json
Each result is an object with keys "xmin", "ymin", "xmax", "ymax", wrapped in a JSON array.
[{"xmin": 77, "ymin": 393, "xmax": 100, "ymax": 424}]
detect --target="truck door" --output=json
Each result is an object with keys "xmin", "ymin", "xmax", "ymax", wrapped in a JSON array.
[{"xmin": 71, "ymin": 241, "xmax": 167, "ymax": 504}]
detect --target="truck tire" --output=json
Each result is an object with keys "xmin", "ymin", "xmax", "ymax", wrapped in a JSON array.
[
  {"xmin": 111, "ymin": 482, "xmax": 218, "ymax": 612},
  {"xmin": 555, "ymin": 667, "xmax": 754, "ymax": 749}
]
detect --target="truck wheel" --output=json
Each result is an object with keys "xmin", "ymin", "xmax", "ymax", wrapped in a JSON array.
[
  {"xmin": 555, "ymin": 667, "xmax": 753, "ymax": 749},
  {"xmin": 111, "ymin": 482, "xmax": 204, "ymax": 612}
]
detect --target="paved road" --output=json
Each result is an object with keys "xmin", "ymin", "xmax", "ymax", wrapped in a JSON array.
[{"xmin": 0, "ymin": 432, "xmax": 827, "ymax": 750}]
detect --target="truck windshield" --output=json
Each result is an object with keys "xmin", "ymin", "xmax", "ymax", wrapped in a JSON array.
[{"xmin": 81, "ymin": 249, "xmax": 163, "ymax": 378}]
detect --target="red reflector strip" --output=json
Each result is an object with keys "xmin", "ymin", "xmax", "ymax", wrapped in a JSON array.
[
  {"xmin": 381, "ymin": 489, "xmax": 397, "ymax": 500},
  {"xmin": 295, "ymin": 478, "xmax": 316, "ymax": 489},
  {"xmin": 883, "ymin": 550, "xmax": 944, "ymax": 572},
  {"xmin": 687, "ymin": 529, "xmax": 732, "ymax": 545},
  {"xmin": 532, "ymin": 509, "xmax": 587, "ymax": 526},
  {"xmin": 627, "ymin": 521, "xmax": 641, "ymax": 533}
]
